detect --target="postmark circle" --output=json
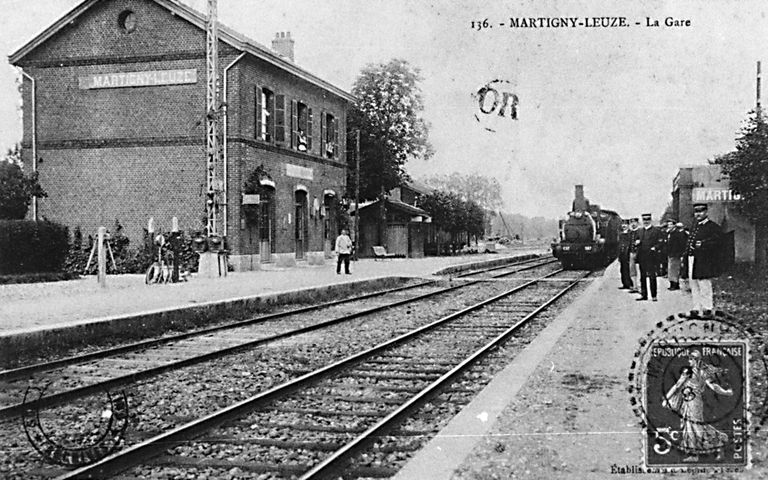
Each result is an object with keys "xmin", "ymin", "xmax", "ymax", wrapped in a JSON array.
[{"xmin": 21, "ymin": 384, "xmax": 130, "ymax": 467}]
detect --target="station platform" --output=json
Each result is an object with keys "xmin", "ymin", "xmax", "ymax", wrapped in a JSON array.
[
  {"xmin": 0, "ymin": 248, "xmax": 545, "ymax": 363},
  {"xmin": 0, "ymin": 248, "xmax": 544, "ymax": 333},
  {"xmin": 394, "ymin": 262, "xmax": 759, "ymax": 480}
]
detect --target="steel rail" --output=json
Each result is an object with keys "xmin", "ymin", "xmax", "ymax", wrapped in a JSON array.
[
  {"xmin": 302, "ymin": 270, "xmax": 591, "ymax": 479},
  {"xmin": 55, "ymin": 268, "xmax": 569, "ymax": 480},
  {"xmin": 3, "ymin": 258, "xmax": 548, "ymax": 419},
  {"xmin": 453, "ymin": 256, "xmax": 553, "ymax": 277},
  {"xmin": 0, "ymin": 281, "xmax": 434, "ymax": 381},
  {"xmin": 0, "ymin": 280, "xmax": 460, "ymax": 420},
  {"xmin": 3, "ymin": 255, "xmax": 547, "ymax": 381}
]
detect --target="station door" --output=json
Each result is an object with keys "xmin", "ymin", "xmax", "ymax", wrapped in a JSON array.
[
  {"xmin": 295, "ymin": 191, "xmax": 309, "ymax": 259},
  {"xmin": 323, "ymin": 194, "xmax": 337, "ymax": 258},
  {"xmin": 259, "ymin": 190, "xmax": 275, "ymax": 263}
]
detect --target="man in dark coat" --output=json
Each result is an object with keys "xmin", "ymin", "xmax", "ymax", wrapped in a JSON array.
[
  {"xmin": 618, "ymin": 222, "xmax": 633, "ymax": 290},
  {"xmin": 666, "ymin": 220, "xmax": 688, "ymax": 290},
  {"xmin": 686, "ymin": 203, "xmax": 723, "ymax": 313},
  {"xmin": 636, "ymin": 213, "xmax": 664, "ymax": 301}
]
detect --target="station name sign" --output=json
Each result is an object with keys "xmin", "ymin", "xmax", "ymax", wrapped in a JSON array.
[
  {"xmin": 692, "ymin": 187, "xmax": 741, "ymax": 202},
  {"xmin": 286, "ymin": 164, "xmax": 314, "ymax": 181},
  {"xmin": 78, "ymin": 69, "xmax": 197, "ymax": 90}
]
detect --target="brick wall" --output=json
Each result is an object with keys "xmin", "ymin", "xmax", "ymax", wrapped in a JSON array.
[
  {"xmin": 21, "ymin": 0, "xmax": 207, "ymax": 66},
  {"xmin": 224, "ymin": 51, "xmax": 349, "ymax": 257},
  {"xmin": 16, "ymin": 0, "xmax": 349, "ymax": 259},
  {"xmin": 37, "ymin": 145, "xmax": 206, "ymax": 240}
]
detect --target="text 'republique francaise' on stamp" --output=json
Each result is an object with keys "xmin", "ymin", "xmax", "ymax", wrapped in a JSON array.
[{"xmin": 628, "ymin": 310, "xmax": 768, "ymax": 473}]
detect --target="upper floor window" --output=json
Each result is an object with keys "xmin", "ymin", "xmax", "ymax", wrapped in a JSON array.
[
  {"xmin": 118, "ymin": 10, "xmax": 137, "ymax": 33},
  {"xmin": 291, "ymin": 100, "xmax": 313, "ymax": 153},
  {"xmin": 321, "ymin": 112, "xmax": 339, "ymax": 159},
  {"xmin": 255, "ymin": 86, "xmax": 274, "ymax": 142}
]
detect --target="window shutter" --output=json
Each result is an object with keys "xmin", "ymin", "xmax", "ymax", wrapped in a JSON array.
[
  {"xmin": 267, "ymin": 91, "xmax": 274, "ymax": 142},
  {"xmin": 333, "ymin": 117, "xmax": 339, "ymax": 158},
  {"xmin": 307, "ymin": 108, "xmax": 313, "ymax": 152},
  {"xmin": 274, "ymin": 94, "xmax": 285, "ymax": 143},
  {"xmin": 320, "ymin": 112, "xmax": 327, "ymax": 156},
  {"xmin": 254, "ymin": 86, "xmax": 261, "ymax": 140},
  {"xmin": 291, "ymin": 100, "xmax": 298, "ymax": 149}
]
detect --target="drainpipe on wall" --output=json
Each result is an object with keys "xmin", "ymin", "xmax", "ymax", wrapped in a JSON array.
[
  {"xmin": 222, "ymin": 52, "xmax": 246, "ymax": 237},
  {"xmin": 20, "ymin": 69, "xmax": 37, "ymax": 221}
]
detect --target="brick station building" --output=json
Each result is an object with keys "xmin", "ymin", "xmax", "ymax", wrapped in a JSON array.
[{"xmin": 10, "ymin": 0, "xmax": 354, "ymax": 270}]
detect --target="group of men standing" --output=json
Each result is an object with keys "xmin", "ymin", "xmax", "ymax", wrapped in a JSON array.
[{"xmin": 617, "ymin": 203, "xmax": 722, "ymax": 312}]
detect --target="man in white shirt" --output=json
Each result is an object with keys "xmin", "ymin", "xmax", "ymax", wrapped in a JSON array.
[{"xmin": 335, "ymin": 228, "xmax": 353, "ymax": 274}]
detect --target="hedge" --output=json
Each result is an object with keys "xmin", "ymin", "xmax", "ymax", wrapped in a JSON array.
[{"xmin": 0, "ymin": 219, "xmax": 69, "ymax": 274}]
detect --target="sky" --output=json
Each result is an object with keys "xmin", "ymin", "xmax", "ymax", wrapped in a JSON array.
[{"xmin": 0, "ymin": 0, "xmax": 766, "ymax": 220}]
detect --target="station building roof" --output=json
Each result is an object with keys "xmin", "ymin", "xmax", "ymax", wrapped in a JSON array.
[{"xmin": 8, "ymin": 0, "xmax": 356, "ymax": 103}]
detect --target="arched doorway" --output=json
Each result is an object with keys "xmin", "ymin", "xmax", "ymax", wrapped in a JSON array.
[
  {"xmin": 295, "ymin": 188, "xmax": 309, "ymax": 260},
  {"xmin": 259, "ymin": 183, "xmax": 276, "ymax": 263}
]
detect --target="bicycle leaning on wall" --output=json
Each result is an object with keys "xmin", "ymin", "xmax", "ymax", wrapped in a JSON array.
[{"xmin": 145, "ymin": 233, "xmax": 178, "ymax": 284}]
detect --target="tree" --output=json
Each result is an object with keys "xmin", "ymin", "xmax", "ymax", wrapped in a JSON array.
[
  {"xmin": 0, "ymin": 145, "xmax": 46, "ymax": 220},
  {"xmin": 347, "ymin": 59, "xmax": 433, "ymax": 201},
  {"xmin": 713, "ymin": 110, "xmax": 768, "ymax": 266},
  {"xmin": 419, "ymin": 190, "xmax": 486, "ymax": 252},
  {"xmin": 421, "ymin": 173, "xmax": 503, "ymax": 211}
]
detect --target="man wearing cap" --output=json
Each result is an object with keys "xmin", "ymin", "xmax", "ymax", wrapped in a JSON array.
[
  {"xmin": 618, "ymin": 221, "xmax": 634, "ymax": 290},
  {"xmin": 686, "ymin": 203, "xmax": 723, "ymax": 313},
  {"xmin": 628, "ymin": 217, "xmax": 640, "ymax": 293},
  {"xmin": 636, "ymin": 213, "xmax": 664, "ymax": 301},
  {"xmin": 666, "ymin": 220, "xmax": 688, "ymax": 291}
]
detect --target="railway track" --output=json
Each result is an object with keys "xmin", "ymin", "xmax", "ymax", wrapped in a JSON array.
[
  {"xmin": 52, "ymin": 267, "xmax": 590, "ymax": 480},
  {"xmin": 0, "ymin": 257, "xmax": 557, "ymax": 422}
]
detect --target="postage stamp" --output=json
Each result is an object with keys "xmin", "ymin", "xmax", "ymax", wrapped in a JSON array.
[{"xmin": 628, "ymin": 311, "xmax": 768, "ymax": 473}]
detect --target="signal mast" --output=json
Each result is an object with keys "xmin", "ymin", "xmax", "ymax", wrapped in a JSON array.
[{"xmin": 205, "ymin": 0, "xmax": 221, "ymax": 237}]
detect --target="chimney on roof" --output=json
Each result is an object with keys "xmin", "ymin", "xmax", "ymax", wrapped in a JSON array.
[{"xmin": 271, "ymin": 31, "xmax": 295, "ymax": 62}]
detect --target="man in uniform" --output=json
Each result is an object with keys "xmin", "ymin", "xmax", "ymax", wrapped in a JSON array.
[
  {"xmin": 628, "ymin": 217, "xmax": 640, "ymax": 293},
  {"xmin": 666, "ymin": 220, "xmax": 688, "ymax": 291},
  {"xmin": 686, "ymin": 203, "xmax": 723, "ymax": 313},
  {"xmin": 657, "ymin": 220, "xmax": 671, "ymax": 277},
  {"xmin": 618, "ymin": 221, "xmax": 634, "ymax": 290},
  {"xmin": 636, "ymin": 213, "xmax": 664, "ymax": 301}
]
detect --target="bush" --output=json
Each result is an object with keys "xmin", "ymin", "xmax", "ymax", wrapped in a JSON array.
[
  {"xmin": 63, "ymin": 221, "xmax": 202, "ymax": 275},
  {"xmin": 0, "ymin": 219, "xmax": 69, "ymax": 274},
  {"xmin": 63, "ymin": 226, "xmax": 93, "ymax": 275},
  {"xmin": 0, "ymin": 271, "xmax": 78, "ymax": 284}
]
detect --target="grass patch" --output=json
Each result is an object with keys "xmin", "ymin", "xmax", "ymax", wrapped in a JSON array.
[{"xmin": 715, "ymin": 264, "xmax": 768, "ymax": 330}]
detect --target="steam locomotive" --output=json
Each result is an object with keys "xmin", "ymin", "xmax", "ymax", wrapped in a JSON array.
[{"xmin": 551, "ymin": 185, "xmax": 622, "ymax": 269}]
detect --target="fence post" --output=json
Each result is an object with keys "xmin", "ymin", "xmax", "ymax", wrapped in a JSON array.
[{"xmin": 97, "ymin": 226, "xmax": 107, "ymax": 288}]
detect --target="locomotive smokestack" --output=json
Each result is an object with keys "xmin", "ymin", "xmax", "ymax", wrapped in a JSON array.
[{"xmin": 572, "ymin": 185, "xmax": 588, "ymax": 211}]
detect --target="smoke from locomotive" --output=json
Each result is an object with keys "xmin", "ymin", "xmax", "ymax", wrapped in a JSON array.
[{"xmin": 552, "ymin": 185, "xmax": 622, "ymax": 269}]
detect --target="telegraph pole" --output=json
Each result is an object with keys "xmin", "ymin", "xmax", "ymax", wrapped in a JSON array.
[
  {"xmin": 205, "ymin": 0, "xmax": 221, "ymax": 237},
  {"xmin": 757, "ymin": 60, "xmax": 762, "ymax": 118},
  {"xmin": 354, "ymin": 129, "xmax": 361, "ymax": 260}
]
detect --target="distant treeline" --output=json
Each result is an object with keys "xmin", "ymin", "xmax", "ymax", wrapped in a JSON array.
[{"xmin": 488, "ymin": 212, "xmax": 558, "ymax": 241}]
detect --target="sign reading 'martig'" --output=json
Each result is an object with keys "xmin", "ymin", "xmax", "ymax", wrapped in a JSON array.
[
  {"xmin": 79, "ymin": 69, "xmax": 197, "ymax": 89},
  {"xmin": 692, "ymin": 187, "xmax": 742, "ymax": 202}
]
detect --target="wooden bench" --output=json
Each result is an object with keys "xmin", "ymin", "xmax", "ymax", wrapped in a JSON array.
[{"xmin": 372, "ymin": 246, "xmax": 404, "ymax": 260}]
